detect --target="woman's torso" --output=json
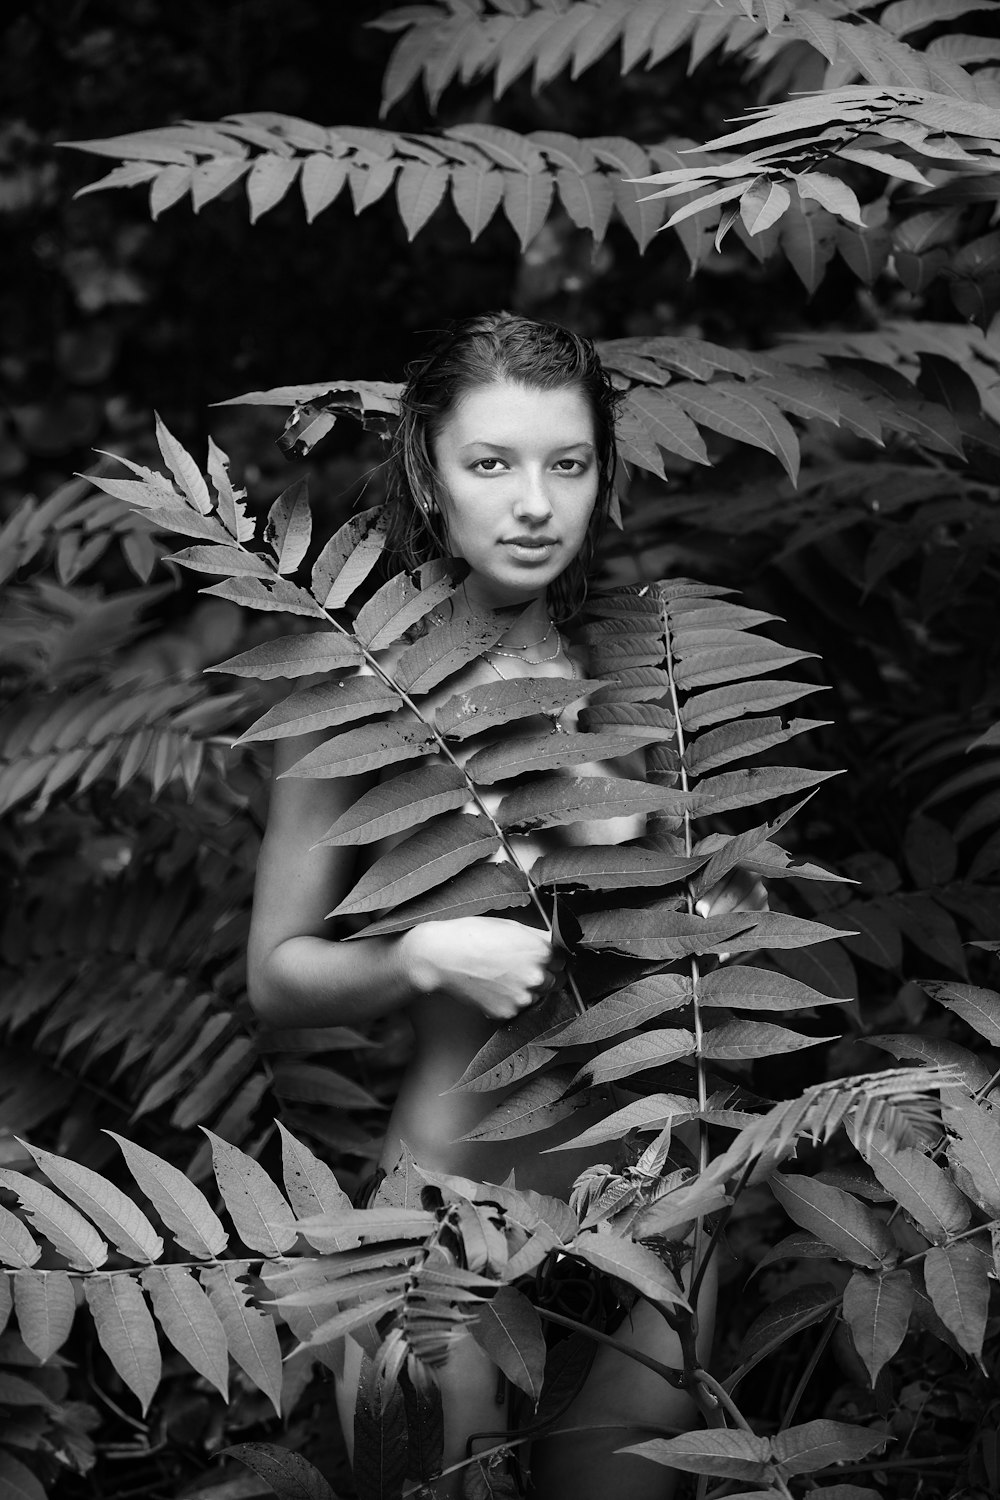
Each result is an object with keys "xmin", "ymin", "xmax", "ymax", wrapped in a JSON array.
[{"xmin": 344, "ymin": 637, "xmax": 648, "ymax": 1195}]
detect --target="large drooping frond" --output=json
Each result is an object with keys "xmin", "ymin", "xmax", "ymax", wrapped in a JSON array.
[{"xmin": 371, "ymin": 0, "xmax": 1000, "ymax": 114}]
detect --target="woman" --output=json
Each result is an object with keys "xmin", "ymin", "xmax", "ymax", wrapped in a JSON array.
[{"xmin": 247, "ymin": 313, "xmax": 765, "ymax": 1498}]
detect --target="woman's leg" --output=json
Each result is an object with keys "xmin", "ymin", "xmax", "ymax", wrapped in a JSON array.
[{"xmin": 527, "ymin": 1254, "xmax": 718, "ymax": 1500}]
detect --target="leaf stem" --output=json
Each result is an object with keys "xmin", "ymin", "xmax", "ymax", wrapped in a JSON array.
[{"xmin": 534, "ymin": 1307, "xmax": 685, "ymax": 1387}]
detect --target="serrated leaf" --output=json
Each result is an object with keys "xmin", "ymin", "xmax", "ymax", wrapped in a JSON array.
[
  {"xmin": 533, "ymin": 846, "xmax": 706, "ymax": 894},
  {"xmin": 106, "ymin": 1131, "xmax": 228, "ymax": 1258},
  {"xmin": 690, "ymin": 792, "xmax": 815, "ymax": 899},
  {"xmin": 315, "ymin": 765, "xmax": 468, "ymax": 847},
  {"xmin": 579, "ymin": 906, "xmax": 760, "ymax": 960},
  {"xmin": 458, "ymin": 1069, "xmax": 585, "ymax": 1143},
  {"xmin": 17, "ymin": 1139, "xmax": 163, "ymax": 1263},
  {"xmin": 771, "ymin": 1419, "xmax": 888, "ymax": 1475},
  {"xmin": 141, "ymin": 1265, "xmax": 229, "ymax": 1399},
  {"xmin": 276, "ymin": 1122, "xmax": 352, "ymax": 1219},
  {"xmin": 264, "ymin": 479, "xmax": 312, "ymax": 575},
  {"xmin": 394, "ymin": 606, "xmax": 509, "ymax": 694},
  {"xmin": 685, "ymin": 717, "xmax": 826, "ymax": 777},
  {"xmin": 293, "ymin": 1207, "xmax": 434, "ymax": 1254},
  {"xmin": 0, "ymin": 1205, "xmax": 40, "ymax": 1269},
  {"xmin": 154, "ymin": 413, "xmax": 211, "ymax": 513},
  {"xmin": 943, "ymin": 1092, "xmax": 1000, "ymax": 1215},
  {"xmin": 301, "ymin": 153, "xmax": 349, "ymax": 221},
  {"xmin": 331, "ymin": 813, "xmax": 500, "ymax": 918},
  {"xmin": 214, "ymin": 630, "xmax": 361, "ymax": 680},
  {"xmin": 702, "ymin": 1022, "xmax": 833, "ymax": 1060},
  {"xmin": 770, "ymin": 1174, "xmax": 894, "ymax": 1269},
  {"xmin": 356, "ymin": 861, "xmax": 531, "ymax": 938},
  {"xmin": 674, "ymin": 637, "xmax": 816, "ymax": 689},
  {"xmin": 923, "ymin": 980, "xmax": 1000, "ymax": 1043},
  {"xmin": 247, "ymin": 153, "xmax": 300, "ymax": 222},
  {"xmin": 0, "ymin": 1170, "xmax": 107, "ymax": 1271},
  {"xmin": 557, "ymin": 167, "xmax": 615, "ymax": 239},
  {"xmin": 849, "ymin": 1128, "xmax": 970, "ymax": 1243},
  {"xmin": 12, "ymin": 1270, "xmax": 75, "ymax": 1360},
  {"xmin": 237, "ymin": 675, "xmax": 402, "ymax": 745},
  {"xmin": 552, "ymin": 977, "xmax": 692, "ymax": 1047},
  {"xmin": 842, "ymin": 1269, "xmax": 913, "ymax": 1385},
  {"xmin": 354, "ymin": 1350, "xmax": 408, "ymax": 1500},
  {"xmin": 396, "ymin": 161, "xmax": 450, "ymax": 240},
  {"xmin": 923, "ymin": 1242, "xmax": 989, "ymax": 1357},
  {"xmin": 699, "ymin": 966, "xmax": 844, "ymax": 1011},
  {"xmin": 170, "ymin": 544, "xmax": 274, "ymax": 578},
  {"xmin": 495, "ymin": 775, "xmax": 690, "ymax": 831},
  {"xmin": 450, "ymin": 165, "xmax": 505, "ymax": 240},
  {"xmin": 222, "ymin": 1443, "xmax": 339, "ymax": 1500},
  {"xmin": 282, "ymin": 716, "xmax": 437, "ymax": 779},
  {"xmin": 502, "ymin": 169, "xmax": 554, "ymax": 250},
  {"xmin": 438, "ymin": 675, "xmax": 603, "ymax": 738},
  {"xmin": 684, "ymin": 678, "xmax": 826, "ymax": 731},
  {"xmin": 201, "ymin": 1130, "xmax": 298, "ymax": 1257},
  {"xmin": 201, "ymin": 1262, "xmax": 283, "ymax": 1417},
  {"xmin": 575, "ymin": 1029, "xmax": 696, "ymax": 1088},
  {"xmin": 741, "ymin": 177, "xmax": 791, "ymax": 236},
  {"xmin": 354, "ymin": 562, "xmax": 454, "ymax": 652},
  {"xmin": 545, "ymin": 1094, "xmax": 694, "ymax": 1153},
  {"xmin": 203, "ymin": 574, "xmax": 327, "ymax": 618},
  {"xmin": 470, "ymin": 1286, "xmax": 545, "ymax": 1405},
  {"xmin": 624, "ymin": 388, "xmax": 710, "ymax": 466},
  {"xmin": 467, "ymin": 727, "xmax": 666, "ymax": 785},
  {"xmin": 796, "ymin": 172, "xmax": 864, "ymax": 226},
  {"xmin": 311, "ymin": 506, "xmax": 386, "ymax": 609},
  {"xmin": 624, "ymin": 1430, "xmax": 771, "ymax": 1481},
  {"xmin": 85, "ymin": 1273, "xmax": 161, "ymax": 1414}
]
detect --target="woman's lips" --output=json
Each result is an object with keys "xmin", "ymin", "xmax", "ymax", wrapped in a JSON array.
[{"xmin": 502, "ymin": 537, "xmax": 557, "ymax": 563}]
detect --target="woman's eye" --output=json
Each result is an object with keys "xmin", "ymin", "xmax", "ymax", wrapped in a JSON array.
[
  {"xmin": 472, "ymin": 457, "xmax": 505, "ymax": 473},
  {"xmin": 555, "ymin": 458, "xmax": 585, "ymax": 473}
]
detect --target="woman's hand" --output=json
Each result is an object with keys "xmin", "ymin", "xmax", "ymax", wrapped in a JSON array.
[
  {"xmin": 694, "ymin": 867, "xmax": 768, "ymax": 963},
  {"xmin": 398, "ymin": 916, "xmax": 564, "ymax": 1021}
]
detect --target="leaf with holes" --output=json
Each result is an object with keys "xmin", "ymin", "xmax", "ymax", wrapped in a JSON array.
[
  {"xmin": 354, "ymin": 561, "xmax": 455, "ymax": 651},
  {"xmin": 283, "ymin": 716, "xmax": 437, "ymax": 779},
  {"xmin": 264, "ymin": 479, "xmax": 312, "ymax": 575},
  {"xmin": 223, "ymin": 1443, "xmax": 340, "ymax": 1500}
]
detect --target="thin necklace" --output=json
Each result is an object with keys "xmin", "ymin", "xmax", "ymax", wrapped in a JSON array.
[
  {"xmin": 484, "ymin": 634, "xmax": 564, "ymax": 677},
  {"xmin": 489, "ymin": 627, "xmax": 561, "ymax": 662},
  {"xmin": 489, "ymin": 620, "xmax": 556, "ymax": 657}
]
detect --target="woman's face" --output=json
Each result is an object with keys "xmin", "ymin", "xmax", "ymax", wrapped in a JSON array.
[{"xmin": 430, "ymin": 379, "xmax": 599, "ymax": 611}]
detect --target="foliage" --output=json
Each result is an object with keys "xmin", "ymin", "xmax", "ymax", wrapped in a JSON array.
[{"xmin": 2, "ymin": 0, "xmax": 1000, "ymax": 1497}]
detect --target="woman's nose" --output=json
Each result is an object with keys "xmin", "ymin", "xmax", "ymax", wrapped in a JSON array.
[{"xmin": 512, "ymin": 470, "xmax": 553, "ymax": 521}]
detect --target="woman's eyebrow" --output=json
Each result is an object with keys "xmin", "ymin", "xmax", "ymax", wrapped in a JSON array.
[{"xmin": 457, "ymin": 438, "xmax": 595, "ymax": 454}]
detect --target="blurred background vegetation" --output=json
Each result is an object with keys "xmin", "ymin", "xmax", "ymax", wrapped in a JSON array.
[{"xmin": 2, "ymin": 2, "xmax": 1000, "ymax": 1497}]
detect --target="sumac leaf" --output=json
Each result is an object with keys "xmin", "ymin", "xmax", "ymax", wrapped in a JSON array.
[
  {"xmin": 85, "ymin": 1273, "xmax": 161, "ymax": 1414},
  {"xmin": 842, "ymin": 1268, "xmax": 913, "ymax": 1385}
]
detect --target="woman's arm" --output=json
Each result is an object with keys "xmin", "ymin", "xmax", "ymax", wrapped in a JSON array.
[{"xmin": 247, "ymin": 730, "xmax": 563, "ymax": 1030}]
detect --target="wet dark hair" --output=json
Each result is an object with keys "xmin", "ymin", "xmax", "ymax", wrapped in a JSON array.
[{"xmin": 384, "ymin": 311, "xmax": 620, "ymax": 623}]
